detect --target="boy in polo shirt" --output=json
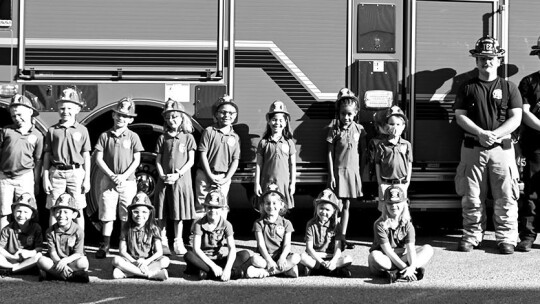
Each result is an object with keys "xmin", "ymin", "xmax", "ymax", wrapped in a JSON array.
[
  {"xmin": 43, "ymin": 87, "xmax": 91, "ymax": 229},
  {"xmin": 94, "ymin": 98, "xmax": 144, "ymax": 259},
  {"xmin": 195, "ymin": 95, "xmax": 240, "ymax": 217},
  {"xmin": 0, "ymin": 193, "xmax": 43, "ymax": 274},
  {"xmin": 0, "ymin": 94, "xmax": 43, "ymax": 230},
  {"xmin": 37, "ymin": 193, "xmax": 89, "ymax": 283}
]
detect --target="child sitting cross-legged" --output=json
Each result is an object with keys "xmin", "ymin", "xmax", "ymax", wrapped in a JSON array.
[
  {"xmin": 184, "ymin": 190, "xmax": 251, "ymax": 281},
  {"xmin": 299, "ymin": 189, "xmax": 353, "ymax": 277},
  {"xmin": 37, "ymin": 193, "xmax": 89, "ymax": 283},
  {"xmin": 111, "ymin": 192, "xmax": 170, "ymax": 281},
  {"xmin": 0, "ymin": 193, "xmax": 43, "ymax": 275}
]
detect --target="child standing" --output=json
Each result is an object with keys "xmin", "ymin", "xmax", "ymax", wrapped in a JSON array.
[
  {"xmin": 375, "ymin": 106, "xmax": 412, "ymax": 208},
  {"xmin": 154, "ymin": 99, "xmax": 197, "ymax": 256},
  {"xmin": 94, "ymin": 98, "xmax": 144, "ymax": 259},
  {"xmin": 37, "ymin": 193, "xmax": 90, "ymax": 283},
  {"xmin": 0, "ymin": 94, "xmax": 43, "ymax": 230},
  {"xmin": 300, "ymin": 189, "xmax": 352, "ymax": 277},
  {"xmin": 254, "ymin": 100, "xmax": 296, "ymax": 210},
  {"xmin": 327, "ymin": 88, "xmax": 366, "ymax": 249},
  {"xmin": 111, "ymin": 192, "xmax": 170, "ymax": 281},
  {"xmin": 184, "ymin": 190, "xmax": 251, "ymax": 281},
  {"xmin": 368, "ymin": 185, "xmax": 433, "ymax": 283},
  {"xmin": 0, "ymin": 193, "xmax": 43, "ymax": 274},
  {"xmin": 195, "ymin": 95, "xmax": 240, "ymax": 216},
  {"xmin": 246, "ymin": 184, "xmax": 300, "ymax": 279},
  {"xmin": 43, "ymin": 87, "xmax": 91, "ymax": 228}
]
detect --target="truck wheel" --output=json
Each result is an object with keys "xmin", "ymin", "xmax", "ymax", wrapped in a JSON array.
[{"xmin": 136, "ymin": 151, "xmax": 159, "ymax": 198}]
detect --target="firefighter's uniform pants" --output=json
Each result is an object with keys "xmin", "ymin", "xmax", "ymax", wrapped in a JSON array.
[{"xmin": 455, "ymin": 143, "xmax": 520, "ymax": 246}]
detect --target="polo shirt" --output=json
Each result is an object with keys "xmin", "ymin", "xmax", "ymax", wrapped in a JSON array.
[
  {"xmin": 519, "ymin": 72, "xmax": 540, "ymax": 153},
  {"xmin": 44, "ymin": 121, "xmax": 91, "ymax": 166},
  {"xmin": 454, "ymin": 77, "xmax": 522, "ymax": 132},
  {"xmin": 155, "ymin": 132, "xmax": 196, "ymax": 174},
  {"xmin": 0, "ymin": 125, "xmax": 43, "ymax": 176},
  {"xmin": 192, "ymin": 215, "xmax": 233, "ymax": 258},
  {"xmin": 45, "ymin": 222, "xmax": 84, "ymax": 258},
  {"xmin": 120, "ymin": 225, "xmax": 161, "ymax": 259},
  {"xmin": 253, "ymin": 216, "xmax": 294, "ymax": 257},
  {"xmin": 305, "ymin": 218, "xmax": 342, "ymax": 254},
  {"xmin": 94, "ymin": 128, "xmax": 144, "ymax": 180},
  {"xmin": 375, "ymin": 137, "xmax": 412, "ymax": 180},
  {"xmin": 0, "ymin": 221, "xmax": 43, "ymax": 254},
  {"xmin": 198, "ymin": 126, "xmax": 240, "ymax": 173},
  {"xmin": 369, "ymin": 217, "xmax": 415, "ymax": 252}
]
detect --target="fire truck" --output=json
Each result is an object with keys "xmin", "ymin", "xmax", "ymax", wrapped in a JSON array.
[{"xmin": 0, "ymin": 0, "xmax": 537, "ymax": 217}]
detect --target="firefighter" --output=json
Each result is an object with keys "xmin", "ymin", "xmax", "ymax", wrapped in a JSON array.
[
  {"xmin": 516, "ymin": 36, "xmax": 540, "ymax": 252},
  {"xmin": 453, "ymin": 36, "xmax": 522, "ymax": 254}
]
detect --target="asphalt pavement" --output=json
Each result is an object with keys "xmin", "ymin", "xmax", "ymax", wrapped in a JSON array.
[{"xmin": 2, "ymin": 228, "xmax": 540, "ymax": 304}]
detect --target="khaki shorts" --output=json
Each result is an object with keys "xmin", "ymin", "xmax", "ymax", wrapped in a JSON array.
[
  {"xmin": 98, "ymin": 178, "xmax": 137, "ymax": 222},
  {"xmin": 0, "ymin": 171, "xmax": 34, "ymax": 216}
]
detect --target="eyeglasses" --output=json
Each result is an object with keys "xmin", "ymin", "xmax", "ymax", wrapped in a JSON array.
[{"xmin": 217, "ymin": 110, "xmax": 237, "ymax": 116}]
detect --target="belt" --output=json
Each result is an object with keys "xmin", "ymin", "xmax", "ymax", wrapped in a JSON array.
[
  {"xmin": 381, "ymin": 178, "xmax": 407, "ymax": 184},
  {"xmin": 463, "ymin": 137, "xmax": 512, "ymax": 150},
  {"xmin": 54, "ymin": 164, "xmax": 81, "ymax": 170}
]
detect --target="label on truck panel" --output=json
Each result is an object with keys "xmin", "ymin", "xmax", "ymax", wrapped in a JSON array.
[
  {"xmin": 0, "ymin": 20, "xmax": 12, "ymax": 28},
  {"xmin": 364, "ymin": 90, "xmax": 393, "ymax": 109}
]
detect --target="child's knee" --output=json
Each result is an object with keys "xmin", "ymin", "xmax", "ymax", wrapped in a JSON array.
[
  {"xmin": 160, "ymin": 256, "xmax": 170, "ymax": 268},
  {"xmin": 289, "ymin": 253, "xmax": 301, "ymax": 264},
  {"xmin": 72, "ymin": 256, "xmax": 89, "ymax": 271},
  {"xmin": 250, "ymin": 255, "xmax": 266, "ymax": 268},
  {"xmin": 37, "ymin": 256, "xmax": 52, "ymax": 269},
  {"xmin": 111, "ymin": 256, "xmax": 124, "ymax": 267}
]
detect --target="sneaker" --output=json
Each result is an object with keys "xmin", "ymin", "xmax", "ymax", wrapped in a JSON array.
[
  {"xmin": 386, "ymin": 270, "xmax": 399, "ymax": 284},
  {"xmin": 112, "ymin": 268, "xmax": 126, "ymax": 279},
  {"xmin": 0, "ymin": 267, "xmax": 12, "ymax": 277},
  {"xmin": 498, "ymin": 243, "xmax": 515, "ymax": 255},
  {"xmin": 198, "ymin": 270, "xmax": 208, "ymax": 280},
  {"xmin": 95, "ymin": 243, "xmax": 109, "ymax": 259},
  {"xmin": 416, "ymin": 267, "xmax": 425, "ymax": 281},
  {"xmin": 173, "ymin": 239, "xmax": 187, "ymax": 255},
  {"xmin": 69, "ymin": 270, "xmax": 90, "ymax": 283},
  {"xmin": 457, "ymin": 240, "xmax": 480, "ymax": 252},
  {"xmin": 283, "ymin": 265, "xmax": 299, "ymax": 278},
  {"xmin": 149, "ymin": 269, "xmax": 168, "ymax": 281},
  {"xmin": 38, "ymin": 270, "xmax": 48, "ymax": 282},
  {"xmin": 230, "ymin": 268, "xmax": 245, "ymax": 280},
  {"xmin": 246, "ymin": 266, "xmax": 269, "ymax": 279},
  {"xmin": 516, "ymin": 239, "xmax": 534, "ymax": 252},
  {"xmin": 334, "ymin": 267, "xmax": 352, "ymax": 278}
]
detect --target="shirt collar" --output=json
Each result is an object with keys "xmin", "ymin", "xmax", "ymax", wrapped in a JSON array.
[
  {"xmin": 212, "ymin": 124, "xmax": 235, "ymax": 135},
  {"xmin": 263, "ymin": 215, "xmax": 284, "ymax": 226},
  {"xmin": 54, "ymin": 120, "xmax": 79, "ymax": 129},
  {"xmin": 54, "ymin": 221, "xmax": 77, "ymax": 234}
]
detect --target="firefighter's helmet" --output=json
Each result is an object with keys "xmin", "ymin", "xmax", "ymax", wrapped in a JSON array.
[
  {"xmin": 12, "ymin": 193, "xmax": 38, "ymax": 215},
  {"xmin": 203, "ymin": 190, "xmax": 228, "ymax": 208},
  {"xmin": 530, "ymin": 36, "xmax": 540, "ymax": 56},
  {"xmin": 56, "ymin": 87, "xmax": 85, "ymax": 108},
  {"xmin": 10, "ymin": 94, "xmax": 39, "ymax": 117},
  {"xmin": 162, "ymin": 98, "xmax": 187, "ymax": 117},
  {"xmin": 128, "ymin": 192, "xmax": 154, "ymax": 211},
  {"xmin": 313, "ymin": 188, "xmax": 340, "ymax": 211},
  {"xmin": 469, "ymin": 36, "xmax": 505, "ymax": 57},
  {"xmin": 385, "ymin": 105, "xmax": 408, "ymax": 125},
  {"xmin": 337, "ymin": 88, "xmax": 358, "ymax": 101},
  {"xmin": 113, "ymin": 97, "xmax": 137, "ymax": 117},
  {"xmin": 212, "ymin": 94, "xmax": 239, "ymax": 123},
  {"xmin": 266, "ymin": 100, "xmax": 290, "ymax": 120},
  {"xmin": 383, "ymin": 185, "xmax": 408, "ymax": 204},
  {"xmin": 52, "ymin": 193, "xmax": 79, "ymax": 216}
]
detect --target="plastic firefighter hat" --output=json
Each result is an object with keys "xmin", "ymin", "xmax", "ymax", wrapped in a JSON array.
[
  {"xmin": 10, "ymin": 94, "xmax": 39, "ymax": 117},
  {"xmin": 313, "ymin": 188, "xmax": 340, "ymax": 211},
  {"xmin": 213, "ymin": 94, "xmax": 239, "ymax": 114},
  {"xmin": 385, "ymin": 105, "xmax": 408, "ymax": 124},
  {"xmin": 11, "ymin": 193, "xmax": 38, "ymax": 215},
  {"xmin": 261, "ymin": 183, "xmax": 286, "ymax": 201},
  {"xmin": 337, "ymin": 88, "xmax": 358, "ymax": 101},
  {"xmin": 52, "ymin": 193, "xmax": 79, "ymax": 215},
  {"xmin": 203, "ymin": 190, "xmax": 228, "ymax": 208},
  {"xmin": 128, "ymin": 192, "xmax": 154, "ymax": 211},
  {"xmin": 56, "ymin": 87, "xmax": 85, "ymax": 107},
  {"xmin": 162, "ymin": 98, "xmax": 187, "ymax": 117},
  {"xmin": 469, "ymin": 36, "xmax": 505, "ymax": 57},
  {"xmin": 113, "ymin": 97, "xmax": 137, "ymax": 117},
  {"xmin": 383, "ymin": 185, "xmax": 407, "ymax": 204},
  {"xmin": 530, "ymin": 36, "xmax": 540, "ymax": 56},
  {"xmin": 266, "ymin": 100, "xmax": 290, "ymax": 120}
]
